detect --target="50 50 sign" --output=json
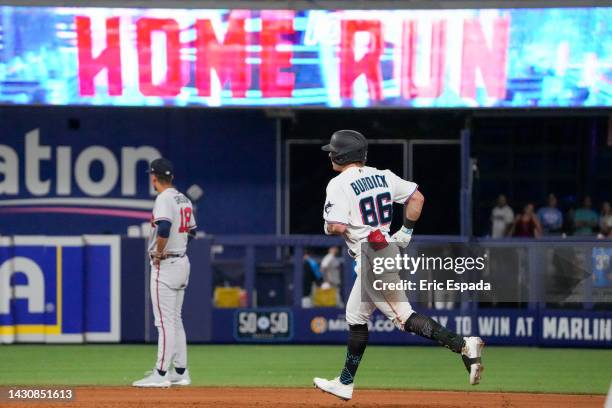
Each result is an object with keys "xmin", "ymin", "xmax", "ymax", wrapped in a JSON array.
[{"xmin": 234, "ymin": 309, "xmax": 292, "ymax": 342}]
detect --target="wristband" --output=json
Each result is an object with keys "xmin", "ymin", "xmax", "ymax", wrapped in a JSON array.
[
  {"xmin": 403, "ymin": 219, "xmax": 416, "ymax": 229},
  {"xmin": 400, "ymin": 226, "xmax": 413, "ymax": 235}
]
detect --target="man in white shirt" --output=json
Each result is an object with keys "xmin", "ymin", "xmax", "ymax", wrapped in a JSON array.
[
  {"xmin": 491, "ymin": 194, "xmax": 514, "ymax": 238},
  {"xmin": 320, "ymin": 246, "xmax": 343, "ymax": 306},
  {"xmin": 321, "ymin": 246, "xmax": 341, "ymax": 287}
]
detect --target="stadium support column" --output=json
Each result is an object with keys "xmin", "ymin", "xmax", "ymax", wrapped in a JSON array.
[
  {"xmin": 460, "ymin": 128, "xmax": 472, "ymax": 238},
  {"xmin": 245, "ymin": 246, "xmax": 256, "ymax": 307},
  {"xmin": 186, "ymin": 236, "xmax": 213, "ymax": 341},
  {"xmin": 293, "ymin": 246, "xmax": 304, "ymax": 307}
]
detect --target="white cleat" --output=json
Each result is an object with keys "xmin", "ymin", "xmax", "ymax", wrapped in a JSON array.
[
  {"xmin": 313, "ymin": 377, "xmax": 353, "ymax": 401},
  {"xmin": 461, "ymin": 336, "xmax": 485, "ymax": 385},
  {"xmin": 132, "ymin": 369, "xmax": 171, "ymax": 388},
  {"xmin": 169, "ymin": 368, "xmax": 191, "ymax": 386}
]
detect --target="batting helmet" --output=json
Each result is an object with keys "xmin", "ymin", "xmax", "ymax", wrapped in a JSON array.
[{"xmin": 321, "ymin": 130, "xmax": 368, "ymax": 165}]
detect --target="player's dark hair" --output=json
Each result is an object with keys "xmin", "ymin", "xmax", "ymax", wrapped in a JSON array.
[{"xmin": 156, "ymin": 174, "xmax": 173, "ymax": 185}]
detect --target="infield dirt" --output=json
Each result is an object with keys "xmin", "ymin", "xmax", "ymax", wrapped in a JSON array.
[{"xmin": 32, "ymin": 387, "xmax": 605, "ymax": 408}]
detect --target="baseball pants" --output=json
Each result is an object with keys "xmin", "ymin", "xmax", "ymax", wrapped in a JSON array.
[
  {"xmin": 150, "ymin": 256, "xmax": 190, "ymax": 372},
  {"xmin": 345, "ymin": 244, "xmax": 414, "ymax": 329}
]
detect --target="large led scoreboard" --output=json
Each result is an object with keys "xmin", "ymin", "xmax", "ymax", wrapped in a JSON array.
[{"xmin": 0, "ymin": 7, "xmax": 610, "ymax": 107}]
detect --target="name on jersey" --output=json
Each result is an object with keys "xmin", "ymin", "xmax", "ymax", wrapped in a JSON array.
[
  {"xmin": 174, "ymin": 194, "xmax": 190, "ymax": 205},
  {"xmin": 350, "ymin": 175, "xmax": 388, "ymax": 196}
]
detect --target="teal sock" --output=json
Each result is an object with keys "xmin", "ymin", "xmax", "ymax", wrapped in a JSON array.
[
  {"xmin": 339, "ymin": 352, "xmax": 363, "ymax": 385},
  {"xmin": 339, "ymin": 324, "xmax": 369, "ymax": 385}
]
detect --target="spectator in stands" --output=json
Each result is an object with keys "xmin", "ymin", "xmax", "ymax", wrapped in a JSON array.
[
  {"xmin": 321, "ymin": 246, "xmax": 341, "ymax": 288},
  {"xmin": 574, "ymin": 196, "xmax": 599, "ymax": 236},
  {"xmin": 491, "ymin": 194, "xmax": 514, "ymax": 238},
  {"xmin": 599, "ymin": 202, "xmax": 612, "ymax": 238},
  {"xmin": 302, "ymin": 249, "xmax": 323, "ymax": 308},
  {"xmin": 537, "ymin": 193, "xmax": 563, "ymax": 235},
  {"xmin": 320, "ymin": 246, "xmax": 344, "ymax": 307},
  {"xmin": 510, "ymin": 203, "xmax": 542, "ymax": 238}
]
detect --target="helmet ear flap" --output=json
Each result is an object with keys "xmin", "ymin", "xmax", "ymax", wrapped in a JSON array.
[
  {"xmin": 330, "ymin": 151, "xmax": 344, "ymax": 165},
  {"xmin": 330, "ymin": 149, "xmax": 366, "ymax": 165}
]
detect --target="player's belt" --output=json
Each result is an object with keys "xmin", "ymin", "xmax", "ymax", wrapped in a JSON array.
[
  {"xmin": 149, "ymin": 253, "xmax": 186, "ymax": 260},
  {"xmin": 164, "ymin": 253, "xmax": 185, "ymax": 259}
]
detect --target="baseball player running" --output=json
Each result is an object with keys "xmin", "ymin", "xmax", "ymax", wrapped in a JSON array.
[
  {"xmin": 133, "ymin": 158, "xmax": 196, "ymax": 388},
  {"xmin": 313, "ymin": 131, "xmax": 484, "ymax": 401}
]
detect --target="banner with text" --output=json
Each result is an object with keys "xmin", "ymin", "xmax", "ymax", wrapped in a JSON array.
[
  {"xmin": 0, "ymin": 236, "xmax": 121, "ymax": 343},
  {"xmin": 0, "ymin": 7, "xmax": 610, "ymax": 107},
  {"xmin": 213, "ymin": 307, "xmax": 611, "ymax": 347}
]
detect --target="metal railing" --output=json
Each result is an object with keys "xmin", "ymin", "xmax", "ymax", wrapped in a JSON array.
[{"xmin": 193, "ymin": 235, "xmax": 612, "ymax": 310}]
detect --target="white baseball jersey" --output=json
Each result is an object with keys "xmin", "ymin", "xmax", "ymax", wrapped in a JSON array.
[
  {"xmin": 148, "ymin": 186, "xmax": 195, "ymax": 373},
  {"xmin": 323, "ymin": 166, "xmax": 418, "ymax": 254},
  {"xmin": 149, "ymin": 187, "xmax": 196, "ymax": 254}
]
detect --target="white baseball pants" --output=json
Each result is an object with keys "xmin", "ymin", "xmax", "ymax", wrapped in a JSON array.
[
  {"xmin": 150, "ymin": 256, "xmax": 190, "ymax": 372},
  {"xmin": 345, "ymin": 245, "xmax": 414, "ymax": 330}
]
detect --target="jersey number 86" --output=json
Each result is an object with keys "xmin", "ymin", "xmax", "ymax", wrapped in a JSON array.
[{"xmin": 359, "ymin": 192, "xmax": 393, "ymax": 227}]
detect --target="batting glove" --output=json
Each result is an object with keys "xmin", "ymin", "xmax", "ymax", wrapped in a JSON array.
[{"xmin": 391, "ymin": 226, "xmax": 413, "ymax": 248}]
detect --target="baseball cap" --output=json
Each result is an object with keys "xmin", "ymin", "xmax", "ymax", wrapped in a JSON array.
[{"xmin": 148, "ymin": 158, "xmax": 174, "ymax": 177}]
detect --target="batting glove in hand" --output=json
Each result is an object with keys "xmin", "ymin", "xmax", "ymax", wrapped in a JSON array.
[{"xmin": 391, "ymin": 226, "xmax": 413, "ymax": 248}]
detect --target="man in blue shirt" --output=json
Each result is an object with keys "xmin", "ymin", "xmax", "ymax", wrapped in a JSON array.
[
  {"xmin": 302, "ymin": 249, "xmax": 323, "ymax": 307},
  {"xmin": 537, "ymin": 194, "xmax": 563, "ymax": 235},
  {"xmin": 574, "ymin": 196, "xmax": 599, "ymax": 236}
]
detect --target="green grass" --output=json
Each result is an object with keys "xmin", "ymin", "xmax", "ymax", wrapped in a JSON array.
[{"xmin": 0, "ymin": 345, "xmax": 610, "ymax": 394}]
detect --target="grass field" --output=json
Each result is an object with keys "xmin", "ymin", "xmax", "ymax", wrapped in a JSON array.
[{"xmin": 1, "ymin": 345, "xmax": 610, "ymax": 394}]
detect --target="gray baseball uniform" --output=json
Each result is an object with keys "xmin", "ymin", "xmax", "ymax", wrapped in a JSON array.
[{"xmin": 149, "ymin": 187, "xmax": 196, "ymax": 372}]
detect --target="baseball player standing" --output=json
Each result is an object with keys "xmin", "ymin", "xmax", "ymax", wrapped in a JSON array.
[
  {"xmin": 133, "ymin": 158, "xmax": 196, "ymax": 388},
  {"xmin": 313, "ymin": 131, "xmax": 484, "ymax": 401}
]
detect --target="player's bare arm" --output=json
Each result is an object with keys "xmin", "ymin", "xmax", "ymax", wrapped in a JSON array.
[
  {"xmin": 406, "ymin": 190, "xmax": 425, "ymax": 222},
  {"xmin": 391, "ymin": 189, "xmax": 424, "ymax": 247},
  {"xmin": 152, "ymin": 232, "xmax": 169, "ymax": 267},
  {"xmin": 326, "ymin": 223, "xmax": 347, "ymax": 235}
]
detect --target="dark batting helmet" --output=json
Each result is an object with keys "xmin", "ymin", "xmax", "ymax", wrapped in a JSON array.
[{"xmin": 321, "ymin": 130, "xmax": 368, "ymax": 165}]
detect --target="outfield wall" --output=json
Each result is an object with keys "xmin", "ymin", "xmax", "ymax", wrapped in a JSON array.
[
  {"xmin": 213, "ymin": 308, "xmax": 612, "ymax": 347},
  {"xmin": 0, "ymin": 235, "xmax": 610, "ymax": 346},
  {"xmin": 0, "ymin": 235, "xmax": 121, "ymax": 343}
]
